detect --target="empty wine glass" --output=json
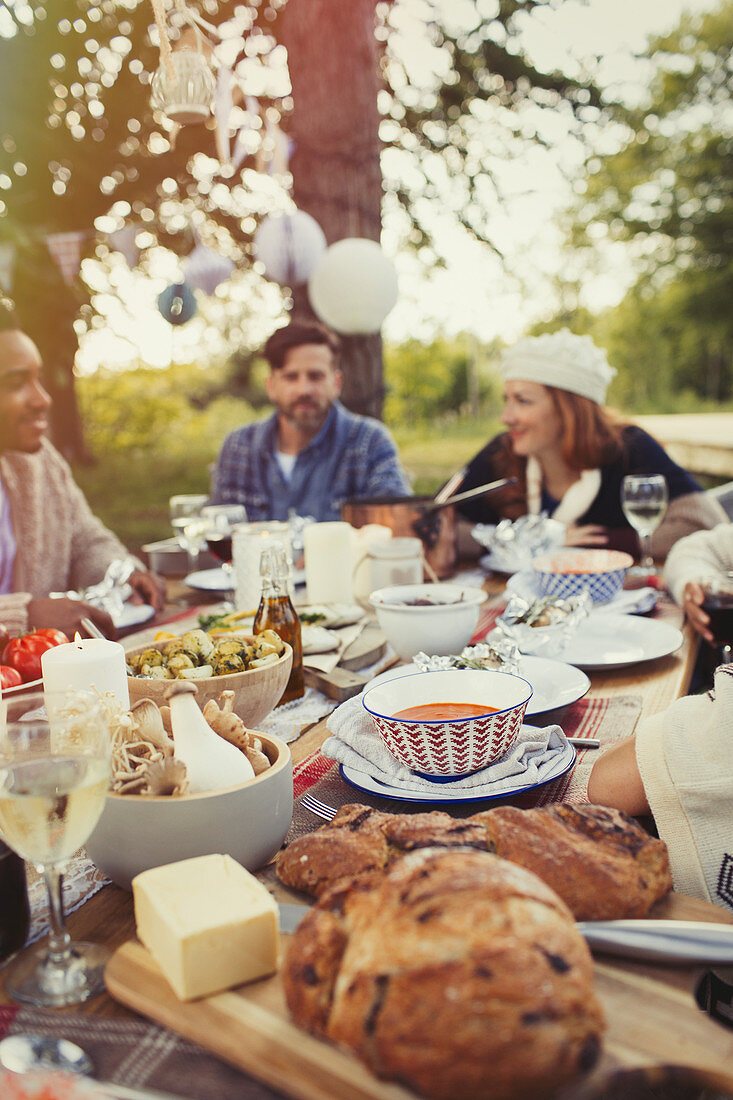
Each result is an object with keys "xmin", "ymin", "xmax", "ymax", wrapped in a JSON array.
[
  {"xmin": 202, "ymin": 504, "xmax": 247, "ymax": 600},
  {"xmin": 0, "ymin": 691, "xmax": 111, "ymax": 1006},
  {"xmin": 621, "ymin": 474, "xmax": 668, "ymax": 577},
  {"xmin": 169, "ymin": 494, "xmax": 209, "ymax": 574}
]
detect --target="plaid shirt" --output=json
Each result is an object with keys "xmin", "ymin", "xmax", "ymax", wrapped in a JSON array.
[{"xmin": 211, "ymin": 401, "xmax": 410, "ymax": 522}]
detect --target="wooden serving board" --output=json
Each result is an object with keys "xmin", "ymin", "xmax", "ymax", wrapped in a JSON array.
[
  {"xmin": 105, "ymin": 893, "xmax": 733, "ymax": 1100},
  {"xmin": 303, "ymin": 622, "xmax": 388, "ymax": 702}
]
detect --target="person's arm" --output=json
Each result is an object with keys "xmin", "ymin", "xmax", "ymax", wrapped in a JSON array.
[
  {"xmin": 663, "ymin": 523, "xmax": 733, "ymax": 605},
  {"xmin": 0, "ymin": 592, "xmax": 116, "ymax": 640},
  {"xmin": 586, "ymin": 736, "xmax": 650, "ymax": 816}
]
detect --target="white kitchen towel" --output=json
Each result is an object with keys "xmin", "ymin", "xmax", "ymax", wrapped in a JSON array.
[{"xmin": 323, "ymin": 692, "xmax": 568, "ymax": 794}]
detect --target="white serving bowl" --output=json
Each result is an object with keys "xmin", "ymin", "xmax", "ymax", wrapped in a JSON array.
[
  {"xmin": 86, "ymin": 732, "xmax": 292, "ymax": 890},
  {"xmin": 363, "ymin": 668, "xmax": 532, "ymax": 776},
  {"xmin": 532, "ymin": 549, "xmax": 634, "ymax": 605},
  {"xmin": 369, "ymin": 583, "xmax": 487, "ymax": 660}
]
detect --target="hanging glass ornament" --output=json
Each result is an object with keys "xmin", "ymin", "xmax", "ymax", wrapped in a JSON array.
[
  {"xmin": 150, "ymin": 49, "xmax": 215, "ymax": 125},
  {"xmin": 157, "ymin": 282, "xmax": 197, "ymax": 325}
]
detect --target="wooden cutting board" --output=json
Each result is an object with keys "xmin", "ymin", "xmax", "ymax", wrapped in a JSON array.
[
  {"xmin": 105, "ymin": 893, "xmax": 733, "ymax": 1100},
  {"xmin": 303, "ymin": 622, "xmax": 388, "ymax": 701}
]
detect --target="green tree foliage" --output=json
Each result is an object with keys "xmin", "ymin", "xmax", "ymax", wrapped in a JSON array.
[
  {"xmin": 570, "ymin": 0, "xmax": 733, "ymax": 403},
  {"xmin": 1, "ymin": 0, "xmax": 605, "ymax": 459},
  {"xmin": 383, "ymin": 334, "xmax": 500, "ymax": 424}
]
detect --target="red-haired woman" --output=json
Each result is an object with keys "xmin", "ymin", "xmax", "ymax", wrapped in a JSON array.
[{"xmin": 457, "ymin": 330, "xmax": 726, "ymax": 556}]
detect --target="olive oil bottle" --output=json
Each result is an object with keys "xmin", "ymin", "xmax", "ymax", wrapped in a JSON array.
[{"xmin": 253, "ymin": 544, "xmax": 304, "ymax": 705}]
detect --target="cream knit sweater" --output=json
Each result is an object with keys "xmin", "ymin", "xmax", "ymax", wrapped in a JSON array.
[
  {"xmin": 0, "ymin": 439, "xmax": 127, "ymax": 636},
  {"xmin": 635, "ymin": 663, "xmax": 733, "ymax": 913},
  {"xmin": 663, "ymin": 522, "xmax": 733, "ymax": 605}
]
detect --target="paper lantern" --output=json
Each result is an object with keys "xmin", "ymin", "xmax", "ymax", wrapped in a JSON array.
[
  {"xmin": 308, "ymin": 238, "xmax": 398, "ymax": 334},
  {"xmin": 150, "ymin": 50, "xmax": 216, "ymax": 125},
  {"xmin": 254, "ymin": 211, "xmax": 326, "ymax": 286},
  {"xmin": 182, "ymin": 244, "xmax": 235, "ymax": 296},
  {"xmin": 108, "ymin": 225, "xmax": 140, "ymax": 269},
  {"xmin": 157, "ymin": 282, "xmax": 197, "ymax": 325}
]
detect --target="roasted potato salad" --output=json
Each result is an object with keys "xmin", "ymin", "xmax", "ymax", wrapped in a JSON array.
[{"xmin": 129, "ymin": 629, "xmax": 286, "ymax": 681}]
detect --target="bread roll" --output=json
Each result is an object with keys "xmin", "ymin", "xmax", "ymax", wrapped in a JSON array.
[
  {"xmin": 283, "ymin": 848, "xmax": 605, "ymax": 1100},
  {"xmin": 277, "ymin": 802, "xmax": 672, "ymax": 920}
]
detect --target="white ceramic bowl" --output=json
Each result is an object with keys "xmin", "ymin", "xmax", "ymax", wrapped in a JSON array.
[
  {"xmin": 86, "ymin": 732, "xmax": 292, "ymax": 889},
  {"xmin": 532, "ymin": 549, "xmax": 634, "ymax": 605},
  {"xmin": 369, "ymin": 583, "xmax": 487, "ymax": 660},
  {"xmin": 363, "ymin": 668, "xmax": 532, "ymax": 776}
]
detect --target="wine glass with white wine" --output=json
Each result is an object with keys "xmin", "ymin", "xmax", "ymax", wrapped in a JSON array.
[
  {"xmin": 0, "ymin": 691, "xmax": 111, "ymax": 1006},
  {"xmin": 621, "ymin": 474, "xmax": 669, "ymax": 578}
]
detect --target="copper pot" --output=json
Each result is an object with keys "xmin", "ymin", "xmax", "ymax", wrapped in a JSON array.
[{"xmin": 341, "ymin": 495, "xmax": 456, "ymax": 579}]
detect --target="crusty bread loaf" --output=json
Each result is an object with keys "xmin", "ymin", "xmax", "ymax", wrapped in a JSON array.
[
  {"xmin": 283, "ymin": 848, "xmax": 606, "ymax": 1100},
  {"xmin": 277, "ymin": 802, "xmax": 672, "ymax": 919}
]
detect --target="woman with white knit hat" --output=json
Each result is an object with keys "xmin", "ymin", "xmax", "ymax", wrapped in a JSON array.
[{"xmin": 456, "ymin": 329, "xmax": 725, "ymax": 555}]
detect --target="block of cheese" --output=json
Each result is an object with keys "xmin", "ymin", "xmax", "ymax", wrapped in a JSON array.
[{"xmin": 132, "ymin": 853, "xmax": 280, "ymax": 1001}]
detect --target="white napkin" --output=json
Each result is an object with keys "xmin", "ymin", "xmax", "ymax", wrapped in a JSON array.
[
  {"xmin": 591, "ymin": 586, "xmax": 657, "ymax": 616},
  {"xmin": 303, "ymin": 620, "xmax": 366, "ymax": 674},
  {"xmin": 323, "ymin": 693, "xmax": 568, "ymax": 795}
]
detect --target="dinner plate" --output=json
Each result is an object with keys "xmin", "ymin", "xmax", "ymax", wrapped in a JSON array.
[
  {"xmin": 505, "ymin": 572, "xmax": 658, "ymax": 615},
  {"xmin": 339, "ymin": 733, "xmax": 576, "ymax": 806},
  {"xmin": 555, "ymin": 613, "xmax": 684, "ymax": 670},
  {"xmin": 478, "ymin": 552, "xmax": 516, "ymax": 576},
  {"xmin": 364, "ymin": 656, "xmax": 590, "ymax": 717},
  {"xmin": 113, "ymin": 602, "xmax": 155, "ymax": 630},
  {"xmin": 185, "ymin": 566, "xmax": 306, "ymax": 593},
  {"xmin": 1, "ymin": 676, "xmax": 42, "ymax": 697}
]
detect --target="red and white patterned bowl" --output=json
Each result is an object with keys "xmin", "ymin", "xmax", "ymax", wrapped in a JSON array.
[{"xmin": 363, "ymin": 668, "xmax": 532, "ymax": 777}]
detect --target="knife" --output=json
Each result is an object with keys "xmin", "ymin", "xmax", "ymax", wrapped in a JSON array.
[{"xmin": 280, "ymin": 905, "xmax": 733, "ymax": 964}]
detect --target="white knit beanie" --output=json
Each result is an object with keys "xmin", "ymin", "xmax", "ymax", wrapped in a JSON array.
[{"xmin": 501, "ymin": 329, "xmax": 616, "ymax": 405}]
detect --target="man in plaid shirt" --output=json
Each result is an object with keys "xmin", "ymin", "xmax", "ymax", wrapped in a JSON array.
[{"xmin": 212, "ymin": 322, "xmax": 410, "ymax": 521}]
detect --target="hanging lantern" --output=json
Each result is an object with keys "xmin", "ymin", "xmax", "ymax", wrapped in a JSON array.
[
  {"xmin": 150, "ymin": 49, "xmax": 216, "ymax": 125},
  {"xmin": 157, "ymin": 282, "xmax": 197, "ymax": 325},
  {"xmin": 308, "ymin": 238, "xmax": 398, "ymax": 335},
  {"xmin": 182, "ymin": 243, "xmax": 235, "ymax": 295},
  {"xmin": 254, "ymin": 211, "xmax": 327, "ymax": 286}
]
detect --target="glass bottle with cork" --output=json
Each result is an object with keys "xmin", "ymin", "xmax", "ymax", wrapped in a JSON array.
[{"xmin": 253, "ymin": 543, "xmax": 304, "ymax": 705}]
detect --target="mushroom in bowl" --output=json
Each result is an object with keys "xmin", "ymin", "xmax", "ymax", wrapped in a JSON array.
[
  {"xmin": 369, "ymin": 583, "xmax": 487, "ymax": 660},
  {"xmin": 86, "ymin": 689, "xmax": 292, "ymax": 889}
]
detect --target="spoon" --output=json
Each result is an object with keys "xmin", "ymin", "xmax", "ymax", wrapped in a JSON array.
[{"xmin": 0, "ymin": 1034, "xmax": 186, "ymax": 1100}]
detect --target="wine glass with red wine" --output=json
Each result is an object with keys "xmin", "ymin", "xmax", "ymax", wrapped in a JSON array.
[
  {"xmin": 700, "ymin": 572, "xmax": 733, "ymax": 666},
  {"xmin": 202, "ymin": 505, "xmax": 247, "ymax": 598}
]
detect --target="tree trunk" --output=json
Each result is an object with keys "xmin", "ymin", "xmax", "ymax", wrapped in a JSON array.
[{"xmin": 281, "ymin": 0, "xmax": 385, "ymax": 419}]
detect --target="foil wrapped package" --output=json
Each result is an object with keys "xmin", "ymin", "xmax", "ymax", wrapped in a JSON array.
[
  {"xmin": 50, "ymin": 556, "xmax": 140, "ymax": 620},
  {"xmin": 413, "ymin": 638, "xmax": 521, "ymax": 675},
  {"xmin": 472, "ymin": 514, "xmax": 566, "ymax": 574},
  {"xmin": 493, "ymin": 591, "xmax": 591, "ymax": 656}
]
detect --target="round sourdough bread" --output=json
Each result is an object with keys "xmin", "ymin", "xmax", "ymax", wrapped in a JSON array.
[{"xmin": 283, "ymin": 848, "xmax": 605, "ymax": 1100}]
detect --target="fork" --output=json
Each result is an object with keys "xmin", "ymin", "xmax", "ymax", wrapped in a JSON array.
[{"xmin": 300, "ymin": 793, "xmax": 337, "ymax": 820}]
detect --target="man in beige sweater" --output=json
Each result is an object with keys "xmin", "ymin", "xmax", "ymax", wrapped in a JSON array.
[{"xmin": 0, "ymin": 310, "xmax": 163, "ymax": 638}]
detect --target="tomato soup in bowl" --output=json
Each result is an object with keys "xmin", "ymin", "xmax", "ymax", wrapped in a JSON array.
[{"xmin": 363, "ymin": 668, "xmax": 532, "ymax": 778}]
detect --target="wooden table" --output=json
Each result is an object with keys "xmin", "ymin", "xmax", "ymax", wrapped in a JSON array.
[{"xmin": 0, "ymin": 582, "xmax": 702, "ymax": 1028}]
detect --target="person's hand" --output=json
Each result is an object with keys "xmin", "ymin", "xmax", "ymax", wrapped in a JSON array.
[
  {"xmin": 128, "ymin": 569, "xmax": 166, "ymax": 612},
  {"xmin": 681, "ymin": 580, "xmax": 713, "ymax": 642},
  {"xmin": 564, "ymin": 524, "xmax": 608, "ymax": 548},
  {"xmin": 27, "ymin": 597, "xmax": 117, "ymax": 640}
]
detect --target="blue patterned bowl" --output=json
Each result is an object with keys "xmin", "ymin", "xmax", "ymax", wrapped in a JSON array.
[{"xmin": 532, "ymin": 549, "xmax": 633, "ymax": 605}]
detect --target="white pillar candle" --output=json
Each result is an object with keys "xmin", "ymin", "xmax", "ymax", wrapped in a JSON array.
[
  {"xmin": 304, "ymin": 521, "xmax": 355, "ymax": 604},
  {"xmin": 41, "ymin": 638, "xmax": 130, "ymax": 709}
]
